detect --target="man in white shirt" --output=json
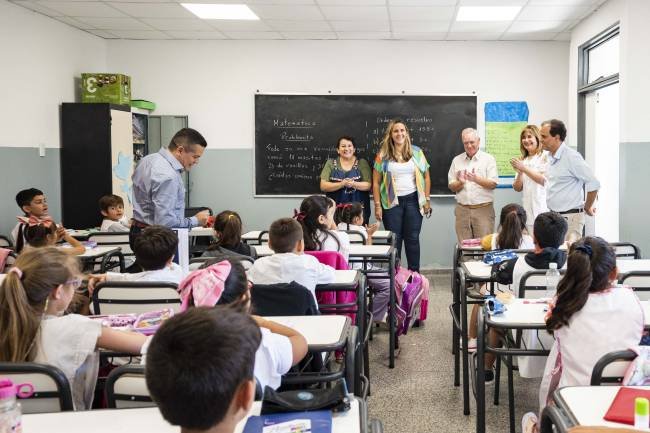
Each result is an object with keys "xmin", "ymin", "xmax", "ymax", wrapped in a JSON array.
[
  {"xmin": 448, "ymin": 128, "xmax": 499, "ymax": 242},
  {"xmin": 247, "ymin": 218, "xmax": 335, "ymax": 302},
  {"xmin": 540, "ymin": 119, "xmax": 600, "ymax": 242}
]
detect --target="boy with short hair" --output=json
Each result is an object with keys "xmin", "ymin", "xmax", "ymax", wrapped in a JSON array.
[
  {"xmin": 99, "ymin": 194, "xmax": 130, "ymax": 232},
  {"xmin": 88, "ymin": 225, "xmax": 185, "ymax": 292},
  {"xmin": 146, "ymin": 307, "xmax": 261, "ymax": 433},
  {"xmin": 247, "ymin": 218, "xmax": 335, "ymax": 302},
  {"xmin": 12, "ymin": 188, "xmax": 51, "ymax": 252}
]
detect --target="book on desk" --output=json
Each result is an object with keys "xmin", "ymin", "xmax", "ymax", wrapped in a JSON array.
[{"xmin": 243, "ymin": 410, "xmax": 332, "ymax": 433}]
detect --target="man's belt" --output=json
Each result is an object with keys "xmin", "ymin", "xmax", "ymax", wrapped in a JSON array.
[
  {"xmin": 555, "ymin": 208, "xmax": 584, "ymax": 215},
  {"xmin": 458, "ymin": 202, "xmax": 492, "ymax": 210},
  {"xmin": 132, "ymin": 220, "xmax": 150, "ymax": 229}
]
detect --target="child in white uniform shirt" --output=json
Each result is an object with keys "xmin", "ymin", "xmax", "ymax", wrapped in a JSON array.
[
  {"xmin": 247, "ymin": 218, "xmax": 335, "ymax": 302},
  {"xmin": 299, "ymin": 195, "xmax": 350, "ymax": 260},
  {"xmin": 88, "ymin": 225, "xmax": 185, "ymax": 294},
  {"xmin": 179, "ymin": 258, "xmax": 308, "ymax": 390},
  {"xmin": 523, "ymin": 237, "xmax": 644, "ymax": 433},
  {"xmin": 98, "ymin": 194, "xmax": 130, "ymax": 232},
  {"xmin": 0, "ymin": 247, "xmax": 149, "ymax": 410}
]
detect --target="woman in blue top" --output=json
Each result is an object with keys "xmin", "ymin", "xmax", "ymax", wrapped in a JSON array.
[{"xmin": 319, "ymin": 136, "xmax": 372, "ymax": 224}]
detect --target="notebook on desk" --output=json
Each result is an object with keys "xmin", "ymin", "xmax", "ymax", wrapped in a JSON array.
[
  {"xmin": 242, "ymin": 410, "xmax": 332, "ymax": 433},
  {"xmin": 604, "ymin": 387, "xmax": 650, "ymax": 425}
]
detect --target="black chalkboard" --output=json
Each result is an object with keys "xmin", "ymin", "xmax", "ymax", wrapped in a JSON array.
[{"xmin": 254, "ymin": 94, "xmax": 477, "ymax": 196}]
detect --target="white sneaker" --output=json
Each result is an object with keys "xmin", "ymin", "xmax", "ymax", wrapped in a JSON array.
[{"xmin": 521, "ymin": 412, "xmax": 538, "ymax": 433}]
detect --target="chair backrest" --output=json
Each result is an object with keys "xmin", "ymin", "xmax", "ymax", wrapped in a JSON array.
[
  {"xmin": 89, "ymin": 233, "xmax": 133, "ymax": 272},
  {"xmin": 92, "ymin": 281, "xmax": 181, "ymax": 314},
  {"xmin": 251, "ymin": 282, "xmax": 319, "ymax": 316},
  {"xmin": 105, "ymin": 364, "xmax": 154, "ymax": 409},
  {"xmin": 519, "ymin": 269, "xmax": 566, "ymax": 299},
  {"xmin": 304, "ymin": 250, "xmax": 349, "ymax": 270},
  {"xmin": 0, "ymin": 362, "xmax": 74, "ymax": 413},
  {"xmin": 610, "ymin": 242, "xmax": 642, "ymax": 260},
  {"xmin": 190, "ymin": 254, "xmax": 254, "ymax": 271},
  {"xmin": 342, "ymin": 230, "xmax": 367, "ymax": 245},
  {"xmin": 619, "ymin": 272, "xmax": 650, "ymax": 300},
  {"xmin": 590, "ymin": 349, "xmax": 637, "ymax": 385},
  {"xmin": 0, "ymin": 235, "xmax": 13, "ymax": 249}
]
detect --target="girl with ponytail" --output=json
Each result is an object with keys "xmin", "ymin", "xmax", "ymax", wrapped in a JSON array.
[
  {"xmin": 523, "ymin": 237, "xmax": 644, "ymax": 432},
  {"xmin": 203, "ymin": 210, "xmax": 257, "ymax": 259},
  {"xmin": 481, "ymin": 203, "xmax": 534, "ymax": 251},
  {"xmin": 0, "ymin": 247, "xmax": 149, "ymax": 410}
]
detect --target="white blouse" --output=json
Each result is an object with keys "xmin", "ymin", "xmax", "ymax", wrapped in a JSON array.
[
  {"xmin": 387, "ymin": 160, "xmax": 416, "ymax": 196},
  {"xmin": 520, "ymin": 152, "xmax": 549, "ymax": 228}
]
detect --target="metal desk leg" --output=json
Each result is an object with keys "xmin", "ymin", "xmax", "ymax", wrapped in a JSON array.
[
  {"xmin": 476, "ymin": 306, "xmax": 486, "ymax": 433},
  {"xmin": 461, "ymin": 269, "xmax": 470, "ymax": 415},
  {"xmin": 388, "ymin": 248, "xmax": 396, "ymax": 368},
  {"xmin": 453, "ymin": 267, "xmax": 461, "ymax": 387},
  {"xmin": 346, "ymin": 326, "xmax": 358, "ymax": 396}
]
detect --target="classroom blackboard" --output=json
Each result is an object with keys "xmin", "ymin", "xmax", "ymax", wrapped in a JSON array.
[{"xmin": 254, "ymin": 94, "xmax": 477, "ymax": 196}]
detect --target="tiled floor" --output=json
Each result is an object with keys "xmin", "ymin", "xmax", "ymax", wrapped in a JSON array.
[{"xmin": 366, "ymin": 272, "xmax": 541, "ymax": 433}]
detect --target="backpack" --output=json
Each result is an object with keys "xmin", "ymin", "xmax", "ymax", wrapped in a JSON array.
[{"xmin": 394, "ymin": 267, "xmax": 429, "ymax": 336}]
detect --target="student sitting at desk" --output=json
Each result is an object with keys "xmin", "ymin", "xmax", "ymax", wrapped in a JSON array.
[
  {"xmin": 202, "ymin": 210, "xmax": 257, "ymax": 259},
  {"xmin": 98, "ymin": 194, "xmax": 130, "ymax": 232},
  {"xmin": 18, "ymin": 216, "xmax": 86, "ymax": 256},
  {"xmin": 146, "ymin": 307, "xmax": 259, "ymax": 433},
  {"xmin": 179, "ymin": 259, "xmax": 307, "ymax": 390},
  {"xmin": 88, "ymin": 225, "xmax": 185, "ymax": 292},
  {"xmin": 299, "ymin": 195, "xmax": 350, "ymax": 261},
  {"xmin": 0, "ymin": 248, "xmax": 149, "ymax": 410},
  {"xmin": 247, "ymin": 218, "xmax": 335, "ymax": 303},
  {"xmin": 522, "ymin": 237, "xmax": 644, "ymax": 433},
  {"xmin": 12, "ymin": 187, "xmax": 49, "ymax": 252}
]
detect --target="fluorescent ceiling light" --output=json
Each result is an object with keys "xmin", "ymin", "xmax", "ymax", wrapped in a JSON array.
[
  {"xmin": 456, "ymin": 6, "xmax": 521, "ymax": 22},
  {"xmin": 181, "ymin": 4, "xmax": 259, "ymax": 20}
]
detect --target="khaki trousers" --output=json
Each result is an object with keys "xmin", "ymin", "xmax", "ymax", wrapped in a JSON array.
[{"xmin": 454, "ymin": 203, "xmax": 496, "ymax": 243}]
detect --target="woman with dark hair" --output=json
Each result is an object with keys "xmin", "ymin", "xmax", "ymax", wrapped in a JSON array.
[
  {"xmin": 319, "ymin": 136, "xmax": 372, "ymax": 224},
  {"xmin": 522, "ymin": 237, "xmax": 644, "ymax": 433}
]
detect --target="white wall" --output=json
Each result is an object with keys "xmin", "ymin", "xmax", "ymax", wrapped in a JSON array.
[
  {"xmin": 107, "ymin": 39, "xmax": 569, "ymax": 150},
  {"xmin": 0, "ymin": 0, "xmax": 107, "ymax": 149},
  {"xmin": 569, "ymin": 0, "xmax": 650, "ymax": 145}
]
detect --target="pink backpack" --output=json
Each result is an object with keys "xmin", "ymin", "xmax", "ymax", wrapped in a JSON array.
[{"xmin": 394, "ymin": 267, "xmax": 429, "ymax": 335}]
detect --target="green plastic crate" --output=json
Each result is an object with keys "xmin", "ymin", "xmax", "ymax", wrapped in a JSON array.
[{"xmin": 81, "ymin": 73, "xmax": 131, "ymax": 105}]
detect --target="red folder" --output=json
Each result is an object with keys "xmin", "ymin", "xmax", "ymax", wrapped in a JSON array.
[{"xmin": 603, "ymin": 387, "xmax": 650, "ymax": 425}]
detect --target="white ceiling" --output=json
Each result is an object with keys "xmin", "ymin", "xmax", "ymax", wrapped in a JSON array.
[{"xmin": 12, "ymin": 0, "xmax": 608, "ymax": 40}]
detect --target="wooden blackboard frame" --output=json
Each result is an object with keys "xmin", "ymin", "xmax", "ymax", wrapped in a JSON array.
[{"xmin": 253, "ymin": 93, "xmax": 477, "ymax": 197}]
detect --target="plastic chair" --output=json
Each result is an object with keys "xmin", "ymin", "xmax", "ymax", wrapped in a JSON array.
[
  {"xmin": 0, "ymin": 362, "xmax": 73, "ymax": 413},
  {"xmin": 105, "ymin": 364, "xmax": 154, "ymax": 408},
  {"xmin": 590, "ymin": 349, "xmax": 637, "ymax": 385},
  {"xmin": 610, "ymin": 242, "xmax": 642, "ymax": 259},
  {"xmin": 92, "ymin": 281, "xmax": 181, "ymax": 315}
]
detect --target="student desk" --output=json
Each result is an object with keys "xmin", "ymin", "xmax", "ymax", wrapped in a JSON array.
[
  {"xmin": 544, "ymin": 385, "xmax": 650, "ymax": 432},
  {"xmin": 74, "ymin": 246, "xmax": 122, "ymax": 272},
  {"xmin": 348, "ymin": 245, "xmax": 398, "ymax": 369},
  {"xmin": 475, "ymin": 299, "xmax": 650, "ymax": 433},
  {"xmin": 252, "ymin": 244, "xmax": 273, "ymax": 257},
  {"xmin": 242, "ymin": 230, "xmax": 393, "ymax": 245},
  {"xmin": 22, "ymin": 396, "xmax": 376, "ymax": 433},
  {"xmin": 189, "ymin": 227, "xmax": 214, "ymax": 237}
]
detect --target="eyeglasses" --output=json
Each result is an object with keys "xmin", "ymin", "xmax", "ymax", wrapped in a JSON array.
[{"xmin": 65, "ymin": 278, "xmax": 82, "ymax": 290}]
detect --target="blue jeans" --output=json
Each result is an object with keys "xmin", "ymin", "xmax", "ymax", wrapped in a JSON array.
[{"xmin": 382, "ymin": 192, "xmax": 423, "ymax": 271}]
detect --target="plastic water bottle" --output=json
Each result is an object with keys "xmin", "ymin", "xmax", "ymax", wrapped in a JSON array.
[
  {"xmin": 545, "ymin": 262, "xmax": 561, "ymax": 298},
  {"xmin": 0, "ymin": 379, "xmax": 33, "ymax": 433}
]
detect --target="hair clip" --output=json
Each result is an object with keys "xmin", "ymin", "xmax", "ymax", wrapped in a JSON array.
[
  {"xmin": 8, "ymin": 267, "xmax": 23, "ymax": 280},
  {"xmin": 575, "ymin": 244, "xmax": 593, "ymax": 257},
  {"xmin": 293, "ymin": 209, "xmax": 306, "ymax": 222},
  {"xmin": 336, "ymin": 203, "xmax": 352, "ymax": 209}
]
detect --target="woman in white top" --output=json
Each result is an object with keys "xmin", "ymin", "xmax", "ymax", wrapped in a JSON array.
[
  {"xmin": 372, "ymin": 119, "xmax": 431, "ymax": 271},
  {"xmin": 522, "ymin": 237, "xmax": 644, "ymax": 433},
  {"xmin": 0, "ymin": 247, "xmax": 149, "ymax": 410},
  {"xmin": 511, "ymin": 125, "xmax": 549, "ymax": 234}
]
